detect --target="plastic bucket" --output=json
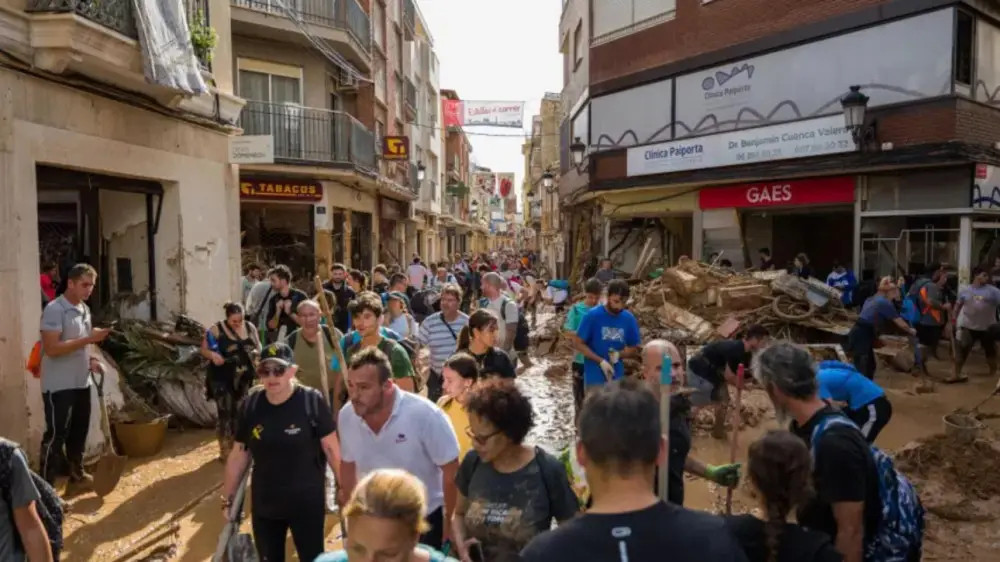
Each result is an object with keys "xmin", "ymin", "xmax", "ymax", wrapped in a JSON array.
[
  {"xmin": 114, "ymin": 417, "xmax": 169, "ymax": 457},
  {"xmin": 942, "ymin": 413, "xmax": 985, "ymax": 444}
]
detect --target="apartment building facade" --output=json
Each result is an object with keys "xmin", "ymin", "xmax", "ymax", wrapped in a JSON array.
[
  {"xmin": 0, "ymin": 0, "xmax": 246, "ymax": 449},
  {"xmin": 441, "ymin": 88, "xmax": 475, "ymax": 256},
  {"xmin": 573, "ymin": 0, "xmax": 1000, "ymax": 284}
]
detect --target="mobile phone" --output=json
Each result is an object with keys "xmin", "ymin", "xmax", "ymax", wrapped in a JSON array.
[{"xmin": 469, "ymin": 542, "xmax": 485, "ymax": 562}]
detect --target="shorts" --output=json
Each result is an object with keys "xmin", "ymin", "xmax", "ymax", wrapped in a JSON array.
[{"xmin": 957, "ymin": 327, "xmax": 998, "ymax": 359}]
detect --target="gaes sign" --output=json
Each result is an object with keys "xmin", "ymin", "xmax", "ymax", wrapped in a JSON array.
[
  {"xmin": 698, "ymin": 176, "xmax": 855, "ymax": 210},
  {"xmin": 240, "ymin": 178, "xmax": 323, "ymax": 202},
  {"xmin": 383, "ymin": 136, "xmax": 410, "ymax": 160}
]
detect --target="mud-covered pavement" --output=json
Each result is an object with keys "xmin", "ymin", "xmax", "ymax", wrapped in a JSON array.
[{"xmin": 61, "ymin": 311, "xmax": 1000, "ymax": 560}]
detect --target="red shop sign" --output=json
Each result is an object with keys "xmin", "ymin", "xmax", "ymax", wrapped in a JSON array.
[{"xmin": 698, "ymin": 176, "xmax": 855, "ymax": 210}]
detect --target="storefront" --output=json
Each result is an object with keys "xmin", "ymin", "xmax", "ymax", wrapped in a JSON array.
[
  {"xmin": 699, "ymin": 176, "xmax": 856, "ymax": 276},
  {"xmin": 239, "ymin": 176, "xmax": 321, "ymax": 283},
  {"xmin": 378, "ymin": 197, "xmax": 407, "ymax": 266}
]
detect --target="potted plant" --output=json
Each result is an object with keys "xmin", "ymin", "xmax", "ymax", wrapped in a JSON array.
[{"xmin": 189, "ymin": 11, "xmax": 217, "ymax": 66}]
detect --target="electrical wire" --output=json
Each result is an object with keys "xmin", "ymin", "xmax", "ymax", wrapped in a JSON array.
[{"xmin": 271, "ymin": 0, "xmax": 373, "ymax": 84}]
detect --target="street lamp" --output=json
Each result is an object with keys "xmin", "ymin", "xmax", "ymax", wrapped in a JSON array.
[
  {"xmin": 416, "ymin": 161, "xmax": 426, "ymax": 181},
  {"xmin": 570, "ymin": 137, "xmax": 586, "ymax": 167},
  {"xmin": 840, "ymin": 85, "xmax": 876, "ymax": 150},
  {"xmin": 541, "ymin": 171, "xmax": 554, "ymax": 190}
]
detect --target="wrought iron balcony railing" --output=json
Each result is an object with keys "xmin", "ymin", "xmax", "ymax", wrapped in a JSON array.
[
  {"xmin": 404, "ymin": 78, "xmax": 417, "ymax": 113},
  {"xmin": 240, "ymin": 100, "xmax": 376, "ymax": 171},
  {"xmin": 232, "ymin": 0, "xmax": 371, "ymax": 53},
  {"xmin": 27, "ymin": 0, "xmax": 137, "ymax": 39}
]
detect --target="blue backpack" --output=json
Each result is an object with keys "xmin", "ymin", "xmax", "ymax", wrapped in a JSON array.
[
  {"xmin": 900, "ymin": 296, "xmax": 921, "ymax": 326},
  {"xmin": 810, "ymin": 415, "xmax": 924, "ymax": 562}
]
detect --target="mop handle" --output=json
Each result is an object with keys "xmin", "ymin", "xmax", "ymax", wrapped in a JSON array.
[
  {"xmin": 657, "ymin": 355, "xmax": 672, "ymax": 501},
  {"xmin": 725, "ymin": 364, "xmax": 745, "ymax": 515}
]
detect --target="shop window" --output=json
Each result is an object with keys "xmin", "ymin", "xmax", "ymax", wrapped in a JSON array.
[{"xmin": 955, "ymin": 10, "xmax": 975, "ymax": 86}]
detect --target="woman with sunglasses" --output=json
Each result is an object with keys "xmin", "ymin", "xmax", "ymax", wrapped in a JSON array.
[
  {"xmin": 223, "ymin": 342, "xmax": 342, "ymax": 562},
  {"xmin": 456, "ymin": 309, "xmax": 516, "ymax": 379},
  {"xmin": 201, "ymin": 302, "xmax": 260, "ymax": 460},
  {"xmin": 316, "ymin": 469, "xmax": 458, "ymax": 561},
  {"xmin": 451, "ymin": 379, "xmax": 578, "ymax": 562}
]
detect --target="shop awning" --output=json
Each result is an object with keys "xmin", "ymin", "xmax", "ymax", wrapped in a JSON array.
[{"xmin": 598, "ymin": 185, "xmax": 699, "ymax": 219}]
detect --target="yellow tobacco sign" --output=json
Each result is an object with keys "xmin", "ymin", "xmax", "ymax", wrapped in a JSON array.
[{"xmin": 382, "ymin": 136, "xmax": 410, "ymax": 160}]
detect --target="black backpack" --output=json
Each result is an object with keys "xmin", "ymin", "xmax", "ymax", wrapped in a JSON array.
[
  {"xmin": 500, "ymin": 297, "xmax": 531, "ymax": 351},
  {"xmin": 0, "ymin": 438, "xmax": 64, "ymax": 558}
]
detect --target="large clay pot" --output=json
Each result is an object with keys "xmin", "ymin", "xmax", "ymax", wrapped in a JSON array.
[{"xmin": 113, "ymin": 417, "xmax": 169, "ymax": 457}]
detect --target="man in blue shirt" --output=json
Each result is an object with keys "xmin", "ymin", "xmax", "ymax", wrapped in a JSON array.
[
  {"xmin": 575, "ymin": 279, "xmax": 641, "ymax": 392},
  {"xmin": 848, "ymin": 277, "xmax": 916, "ymax": 379},
  {"xmin": 817, "ymin": 360, "xmax": 892, "ymax": 443}
]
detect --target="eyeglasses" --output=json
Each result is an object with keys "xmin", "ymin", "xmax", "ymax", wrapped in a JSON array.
[
  {"xmin": 464, "ymin": 426, "xmax": 502, "ymax": 445},
  {"xmin": 256, "ymin": 366, "xmax": 287, "ymax": 378}
]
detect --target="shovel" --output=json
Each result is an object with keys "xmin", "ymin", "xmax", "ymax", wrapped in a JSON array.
[{"xmin": 91, "ymin": 370, "xmax": 127, "ymax": 497}]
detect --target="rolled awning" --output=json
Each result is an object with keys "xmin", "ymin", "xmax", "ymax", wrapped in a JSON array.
[{"xmin": 598, "ymin": 185, "xmax": 700, "ymax": 219}]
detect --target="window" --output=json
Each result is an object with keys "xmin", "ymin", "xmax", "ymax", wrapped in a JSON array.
[
  {"xmin": 955, "ymin": 10, "xmax": 974, "ymax": 86},
  {"xmin": 237, "ymin": 59, "xmax": 303, "ymax": 103},
  {"xmin": 395, "ymin": 76, "xmax": 403, "ymax": 117},
  {"xmin": 374, "ymin": 56, "xmax": 387, "ymax": 103},
  {"xmin": 373, "ymin": 1, "xmax": 385, "ymax": 51},
  {"xmin": 592, "ymin": 0, "xmax": 676, "ymax": 45},
  {"xmin": 375, "ymin": 120, "xmax": 385, "ymax": 153},
  {"xmin": 573, "ymin": 20, "xmax": 583, "ymax": 70},
  {"xmin": 237, "ymin": 60, "xmax": 304, "ymax": 158}
]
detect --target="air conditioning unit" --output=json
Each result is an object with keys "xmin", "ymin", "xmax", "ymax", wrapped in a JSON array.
[{"xmin": 337, "ymin": 69, "xmax": 360, "ymax": 91}]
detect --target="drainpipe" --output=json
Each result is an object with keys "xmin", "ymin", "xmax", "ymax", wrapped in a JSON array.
[{"xmin": 146, "ymin": 193, "xmax": 162, "ymax": 321}]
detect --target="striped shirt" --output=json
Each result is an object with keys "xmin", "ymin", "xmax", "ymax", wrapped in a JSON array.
[{"xmin": 417, "ymin": 311, "xmax": 469, "ymax": 372}]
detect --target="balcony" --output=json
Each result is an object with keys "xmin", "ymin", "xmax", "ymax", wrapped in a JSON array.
[
  {"xmin": 402, "ymin": 0, "xmax": 415, "ymax": 40},
  {"xmin": 231, "ymin": 0, "xmax": 372, "ymax": 72},
  {"xmin": 404, "ymin": 78, "xmax": 417, "ymax": 119},
  {"xmin": 240, "ymin": 100, "xmax": 376, "ymax": 173},
  {"xmin": 24, "ymin": 0, "xmax": 244, "ymax": 124}
]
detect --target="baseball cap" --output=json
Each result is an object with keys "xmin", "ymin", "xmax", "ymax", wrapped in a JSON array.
[{"xmin": 260, "ymin": 342, "xmax": 293, "ymax": 366}]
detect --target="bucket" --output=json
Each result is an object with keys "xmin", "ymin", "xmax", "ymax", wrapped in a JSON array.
[
  {"xmin": 113, "ymin": 416, "xmax": 169, "ymax": 458},
  {"xmin": 942, "ymin": 413, "xmax": 985, "ymax": 444}
]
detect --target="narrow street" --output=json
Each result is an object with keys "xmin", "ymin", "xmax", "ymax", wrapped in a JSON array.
[{"xmin": 57, "ymin": 307, "xmax": 1000, "ymax": 560}]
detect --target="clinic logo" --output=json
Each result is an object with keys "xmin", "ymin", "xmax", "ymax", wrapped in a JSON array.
[
  {"xmin": 251, "ymin": 424, "xmax": 263, "ymax": 440},
  {"xmin": 701, "ymin": 63, "xmax": 755, "ymax": 91}
]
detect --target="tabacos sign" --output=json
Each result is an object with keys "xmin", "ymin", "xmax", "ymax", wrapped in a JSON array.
[
  {"xmin": 240, "ymin": 178, "xmax": 323, "ymax": 202},
  {"xmin": 698, "ymin": 176, "xmax": 855, "ymax": 210}
]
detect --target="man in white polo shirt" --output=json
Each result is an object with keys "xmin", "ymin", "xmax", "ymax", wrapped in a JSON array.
[{"xmin": 338, "ymin": 347, "xmax": 460, "ymax": 550}]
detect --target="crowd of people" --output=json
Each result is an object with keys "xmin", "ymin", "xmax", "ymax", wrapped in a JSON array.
[{"xmin": 16, "ymin": 248, "xmax": 985, "ymax": 562}]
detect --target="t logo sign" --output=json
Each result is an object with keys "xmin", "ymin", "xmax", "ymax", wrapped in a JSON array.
[{"xmin": 383, "ymin": 136, "xmax": 410, "ymax": 160}]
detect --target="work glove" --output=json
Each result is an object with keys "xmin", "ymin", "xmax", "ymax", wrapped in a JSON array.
[
  {"xmin": 599, "ymin": 360, "xmax": 614, "ymax": 380},
  {"xmin": 705, "ymin": 463, "xmax": 741, "ymax": 487}
]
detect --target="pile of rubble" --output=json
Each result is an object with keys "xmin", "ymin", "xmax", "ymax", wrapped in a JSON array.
[{"xmin": 629, "ymin": 258, "xmax": 857, "ymax": 344}]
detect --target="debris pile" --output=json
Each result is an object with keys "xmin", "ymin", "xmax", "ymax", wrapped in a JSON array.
[
  {"xmin": 896, "ymin": 434, "xmax": 1000, "ymax": 502},
  {"xmin": 105, "ymin": 317, "xmax": 217, "ymax": 428},
  {"xmin": 691, "ymin": 387, "xmax": 775, "ymax": 434},
  {"xmin": 629, "ymin": 259, "xmax": 856, "ymax": 344}
]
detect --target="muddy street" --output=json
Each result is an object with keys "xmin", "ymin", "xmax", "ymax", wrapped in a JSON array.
[{"xmin": 59, "ymin": 319, "xmax": 1000, "ymax": 561}]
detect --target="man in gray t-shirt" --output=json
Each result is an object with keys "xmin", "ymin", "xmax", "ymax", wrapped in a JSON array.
[
  {"xmin": 953, "ymin": 267, "xmax": 1000, "ymax": 381},
  {"xmin": 38, "ymin": 264, "xmax": 109, "ymax": 485},
  {"xmin": 0, "ymin": 440, "xmax": 49, "ymax": 561}
]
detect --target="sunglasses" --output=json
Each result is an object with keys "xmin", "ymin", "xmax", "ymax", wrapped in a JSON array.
[
  {"xmin": 256, "ymin": 365, "xmax": 287, "ymax": 378},
  {"xmin": 465, "ymin": 426, "xmax": 502, "ymax": 445}
]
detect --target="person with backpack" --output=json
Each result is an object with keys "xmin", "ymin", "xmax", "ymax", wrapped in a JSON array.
[
  {"xmin": 816, "ymin": 361, "xmax": 892, "ymax": 443},
  {"xmin": 457, "ymin": 309, "xmax": 517, "ymax": 379},
  {"xmin": 574, "ymin": 279, "xmax": 641, "ymax": 394},
  {"xmin": 343, "ymin": 292, "xmax": 417, "ymax": 392},
  {"xmin": 906, "ymin": 266, "xmax": 950, "ymax": 359},
  {"xmin": 481, "ymin": 272, "xmax": 531, "ymax": 368},
  {"xmin": 322, "ymin": 263, "xmax": 356, "ymax": 334},
  {"xmin": 755, "ymin": 343, "xmax": 924, "ymax": 562},
  {"xmin": 848, "ymin": 277, "xmax": 916, "ymax": 380},
  {"xmin": 725, "ymin": 430, "xmax": 843, "ymax": 562},
  {"xmin": 383, "ymin": 291, "xmax": 418, "ymax": 340},
  {"xmin": 0, "ymin": 438, "xmax": 58, "ymax": 561},
  {"xmin": 282, "ymin": 299, "xmax": 345, "ymax": 406},
  {"xmin": 451, "ymin": 378, "xmax": 579, "ymax": 562},
  {"xmin": 200, "ymin": 302, "xmax": 261, "ymax": 461},
  {"xmin": 222, "ymin": 342, "xmax": 342, "ymax": 562},
  {"xmin": 416, "ymin": 284, "xmax": 469, "ymax": 403}
]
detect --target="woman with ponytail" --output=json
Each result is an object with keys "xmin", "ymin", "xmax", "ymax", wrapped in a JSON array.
[
  {"xmin": 457, "ymin": 309, "xmax": 516, "ymax": 379},
  {"xmin": 348, "ymin": 269, "xmax": 369, "ymax": 293},
  {"xmin": 725, "ymin": 430, "xmax": 842, "ymax": 562}
]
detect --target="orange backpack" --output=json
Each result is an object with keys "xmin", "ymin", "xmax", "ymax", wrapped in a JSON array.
[{"xmin": 27, "ymin": 341, "xmax": 43, "ymax": 378}]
